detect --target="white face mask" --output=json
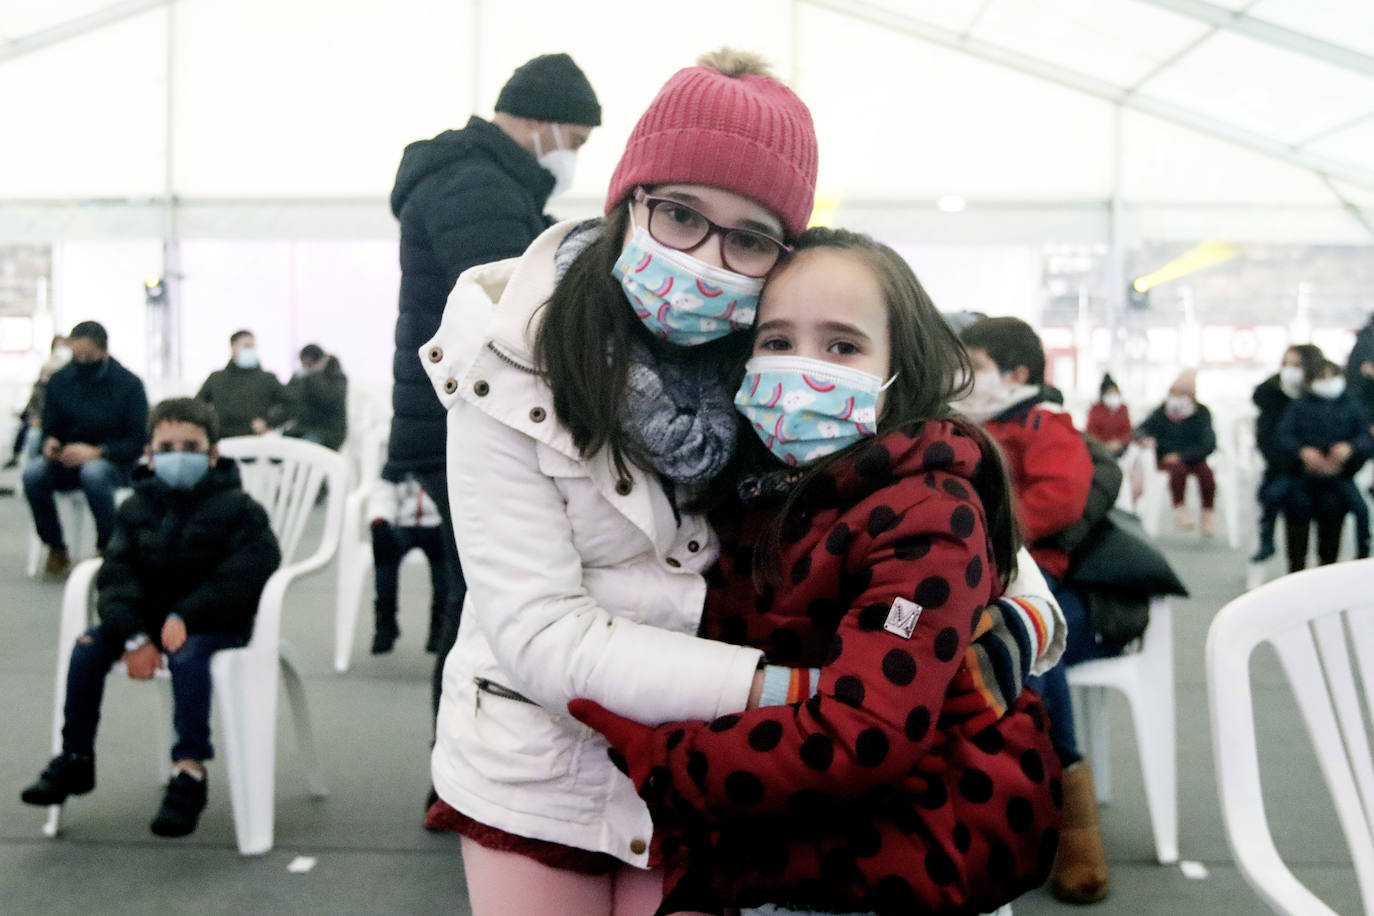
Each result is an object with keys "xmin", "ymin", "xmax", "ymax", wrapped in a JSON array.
[
  {"xmin": 1312, "ymin": 377, "xmax": 1346, "ymax": 400},
  {"xmin": 533, "ymin": 123, "xmax": 577, "ymax": 198},
  {"xmin": 1102, "ymin": 392, "xmax": 1123, "ymax": 410},
  {"xmin": 53, "ymin": 345, "xmax": 73, "ymax": 365},
  {"xmin": 1279, "ymin": 365, "xmax": 1304, "ymax": 397},
  {"xmin": 1165, "ymin": 395, "xmax": 1194, "ymax": 418}
]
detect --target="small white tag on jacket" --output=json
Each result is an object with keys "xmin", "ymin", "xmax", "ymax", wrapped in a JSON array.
[{"xmin": 884, "ymin": 597, "xmax": 923, "ymax": 639}]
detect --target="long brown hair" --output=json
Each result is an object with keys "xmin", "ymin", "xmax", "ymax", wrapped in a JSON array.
[
  {"xmin": 533, "ymin": 199, "xmax": 749, "ymax": 479},
  {"xmin": 752, "ymin": 228, "xmax": 1021, "ymax": 590}
]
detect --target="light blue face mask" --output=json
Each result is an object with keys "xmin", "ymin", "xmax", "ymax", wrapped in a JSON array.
[
  {"xmin": 735, "ymin": 356, "xmax": 896, "ymax": 466},
  {"xmin": 152, "ymin": 451, "xmax": 211, "ymax": 489},
  {"xmin": 233, "ymin": 348, "xmax": 260, "ymax": 369},
  {"xmin": 611, "ymin": 216, "xmax": 763, "ymax": 346}
]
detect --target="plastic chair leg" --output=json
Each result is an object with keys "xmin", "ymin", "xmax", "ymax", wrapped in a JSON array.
[
  {"xmin": 154, "ymin": 678, "xmax": 174, "ymax": 783},
  {"xmin": 333, "ymin": 546, "xmax": 372, "ymax": 673},
  {"xmin": 279, "ymin": 643, "xmax": 327, "ymax": 798},
  {"xmin": 212, "ymin": 650, "xmax": 279, "ymax": 856},
  {"xmin": 1078, "ymin": 685, "xmax": 1113, "ymax": 805},
  {"xmin": 1124, "ymin": 669, "xmax": 1179, "ymax": 864}
]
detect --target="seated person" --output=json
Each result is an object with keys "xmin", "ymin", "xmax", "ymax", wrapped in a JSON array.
[
  {"xmin": 1277, "ymin": 358, "xmax": 1373, "ymax": 569},
  {"xmin": 368, "ymin": 474, "xmax": 448, "ymax": 654},
  {"xmin": 283, "ymin": 344, "xmax": 348, "ymax": 451},
  {"xmin": 195, "ymin": 329, "xmax": 290, "ymax": 438},
  {"xmin": 1086, "ymin": 373, "xmax": 1131, "ymax": 458},
  {"xmin": 1251, "ymin": 344, "xmax": 1322, "ymax": 562},
  {"xmin": 1135, "ymin": 369, "xmax": 1218, "ymax": 536},
  {"xmin": 20, "ymin": 398, "xmax": 281, "ymax": 838},
  {"xmin": 23, "ymin": 321, "xmax": 148, "ymax": 577}
]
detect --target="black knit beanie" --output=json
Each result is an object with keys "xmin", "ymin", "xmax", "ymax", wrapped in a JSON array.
[
  {"xmin": 1100, "ymin": 373, "xmax": 1118, "ymax": 396},
  {"xmin": 495, "ymin": 53, "xmax": 601, "ymax": 126}
]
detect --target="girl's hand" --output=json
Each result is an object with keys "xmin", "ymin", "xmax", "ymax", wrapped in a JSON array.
[
  {"xmin": 568, "ymin": 699, "xmax": 661, "ymax": 798},
  {"xmin": 161, "ymin": 616, "xmax": 187, "ymax": 653}
]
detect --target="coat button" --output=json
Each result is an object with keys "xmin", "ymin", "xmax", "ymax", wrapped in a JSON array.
[
  {"xmin": 615, "ymin": 478, "xmax": 633, "ymax": 496},
  {"xmin": 529, "ymin": 406, "xmax": 547, "ymax": 422},
  {"xmin": 442, "ymin": 378, "xmax": 458, "ymax": 395},
  {"xmin": 629, "ymin": 838, "xmax": 647, "ymax": 855},
  {"xmin": 473, "ymin": 380, "xmax": 490, "ymax": 396},
  {"xmin": 687, "ymin": 540, "xmax": 700, "ymax": 552},
  {"xmin": 427, "ymin": 346, "xmax": 443, "ymax": 363},
  {"xmin": 665, "ymin": 557, "xmax": 681, "ymax": 568}
]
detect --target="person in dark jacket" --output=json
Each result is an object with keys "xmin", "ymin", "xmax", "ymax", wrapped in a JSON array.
[
  {"xmin": 1136, "ymin": 368, "xmax": 1218, "ymax": 535},
  {"xmin": 20, "ymin": 398, "xmax": 281, "ymax": 838},
  {"xmin": 1345, "ymin": 313, "xmax": 1374, "ymax": 423},
  {"xmin": 1277, "ymin": 359, "xmax": 1373, "ymax": 571},
  {"xmin": 388, "ymin": 52, "xmax": 601, "ymax": 720},
  {"xmin": 195, "ymin": 329, "xmax": 290, "ymax": 438},
  {"xmin": 1251, "ymin": 344, "xmax": 1324, "ymax": 561},
  {"xmin": 283, "ymin": 344, "xmax": 347, "ymax": 451},
  {"xmin": 23, "ymin": 321, "xmax": 148, "ymax": 576}
]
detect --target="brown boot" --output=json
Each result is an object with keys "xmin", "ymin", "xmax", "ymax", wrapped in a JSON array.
[
  {"xmin": 43, "ymin": 547, "xmax": 71, "ymax": 579},
  {"xmin": 1051, "ymin": 761, "xmax": 1111, "ymax": 904}
]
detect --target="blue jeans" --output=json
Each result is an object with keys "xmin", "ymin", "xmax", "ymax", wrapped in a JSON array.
[
  {"xmin": 62, "ymin": 626, "xmax": 247, "ymax": 762},
  {"xmin": 1026, "ymin": 571, "xmax": 1121, "ymax": 768},
  {"xmin": 23, "ymin": 458, "xmax": 126, "ymax": 551}
]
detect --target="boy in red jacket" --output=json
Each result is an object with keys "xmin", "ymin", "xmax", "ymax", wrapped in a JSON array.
[{"xmin": 957, "ymin": 316, "xmax": 1110, "ymax": 904}]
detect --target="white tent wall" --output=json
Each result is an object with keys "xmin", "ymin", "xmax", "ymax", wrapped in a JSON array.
[{"xmin": 2, "ymin": 0, "xmax": 1373, "ymax": 398}]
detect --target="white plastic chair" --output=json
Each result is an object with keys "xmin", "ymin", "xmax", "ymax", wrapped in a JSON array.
[
  {"xmin": 42, "ymin": 436, "xmax": 348, "ymax": 855},
  {"xmin": 1207, "ymin": 558, "xmax": 1374, "ymax": 915},
  {"xmin": 1137, "ymin": 445, "xmax": 1231, "ymax": 545},
  {"xmin": 25, "ymin": 490, "xmax": 95, "ymax": 576},
  {"xmin": 334, "ymin": 422, "xmax": 389, "ymax": 672},
  {"xmin": 1067, "ymin": 597, "xmax": 1178, "ymax": 865}
]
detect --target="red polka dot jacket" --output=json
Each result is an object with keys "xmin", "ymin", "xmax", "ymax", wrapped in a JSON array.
[{"xmin": 589, "ymin": 421, "xmax": 1063, "ymax": 915}]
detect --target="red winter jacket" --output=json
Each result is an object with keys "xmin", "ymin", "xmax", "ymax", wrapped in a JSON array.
[
  {"xmin": 982, "ymin": 402, "xmax": 1093, "ymax": 579},
  {"xmin": 1085, "ymin": 403, "xmax": 1132, "ymax": 451},
  {"xmin": 623, "ymin": 422, "xmax": 1061, "ymax": 915}
]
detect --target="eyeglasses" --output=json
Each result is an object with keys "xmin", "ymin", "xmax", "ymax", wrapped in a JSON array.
[{"xmin": 633, "ymin": 187, "xmax": 790, "ymax": 277}]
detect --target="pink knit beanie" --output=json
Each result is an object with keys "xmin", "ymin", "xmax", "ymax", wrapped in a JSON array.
[{"xmin": 604, "ymin": 61, "xmax": 818, "ymax": 238}]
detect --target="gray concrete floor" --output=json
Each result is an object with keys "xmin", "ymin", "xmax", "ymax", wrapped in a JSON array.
[{"xmin": 0, "ymin": 490, "xmax": 1358, "ymax": 915}]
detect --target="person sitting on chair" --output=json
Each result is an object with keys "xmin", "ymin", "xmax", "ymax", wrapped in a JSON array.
[
  {"xmin": 20, "ymin": 397, "xmax": 281, "ymax": 838},
  {"xmin": 368, "ymin": 474, "xmax": 448, "ymax": 655},
  {"xmin": 23, "ymin": 321, "xmax": 149, "ymax": 577},
  {"xmin": 1135, "ymin": 368, "xmax": 1218, "ymax": 536}
]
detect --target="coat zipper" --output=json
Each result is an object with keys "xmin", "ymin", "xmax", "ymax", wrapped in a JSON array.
[
  {"xmin": 486, "ymin": 340, "xmax": 539, "ymax": 375},
  {"xmin": 473, "ymin": 676, "xmax": 537, "ymax": 713}
]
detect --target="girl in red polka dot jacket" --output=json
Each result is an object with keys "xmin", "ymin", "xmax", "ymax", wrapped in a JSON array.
[{"xmin": 571, "ymin": 229, "xmax": 1064, "ymax": 916}]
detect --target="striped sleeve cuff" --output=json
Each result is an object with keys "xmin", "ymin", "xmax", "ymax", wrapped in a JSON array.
[{"xmin": 758, "ymin": 665, "xmax": 823, "ymax": 708}]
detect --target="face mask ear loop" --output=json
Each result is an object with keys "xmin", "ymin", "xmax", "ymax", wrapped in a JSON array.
[
  {"xmin": 879, "ymin": 372, "xmax": 899, "ymax": 392},
  {"xmin": 531, "ymin": 130, "xmax": 544, "ymax": 159},
  {"xmin": 551, "ymin": 123, "xmax": 566, "ymax": 152},
  {"xmin": 626, "ymin": 199, "xmax": 640, "ymax": 234}
]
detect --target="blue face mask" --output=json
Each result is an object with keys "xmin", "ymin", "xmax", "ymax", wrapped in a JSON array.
[
  {"xmin": 152, "ymin": 451, "xmax": 211, "ymax": 490},
  {"xmin": 612, "ymin": 221, "xmax": 763, "ymax": 346},
  {"xmin": 735, "ymin": 356, "xmax": 895, "ymax": 466},
  {"xmin": 233, "ymin": 348, "xmax": 260, "ymax": 369}
]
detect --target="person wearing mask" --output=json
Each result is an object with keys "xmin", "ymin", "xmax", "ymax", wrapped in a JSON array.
[
  {"xmin": 1251, "ymin": 344, "xmax": 1323, "ymax": 562},
  {"xmin": 7, "ymin": 336, "xmax": 71, "ymax": 468},
  {"xmin": 388, "ymin": 52, "xmax": 602, "ymax": 729},
  {"xmin": 23, "ymin": 321, "xmax": 148, "ymax": 577},
  {"xmin": 1086, "ymin": 373, "xmax": 1131, "ymax": 458},
  {"xmin": 1277, "ymin": 358, "xmax": 1373, "ymax": 570},
  {"xmin": 1136, "ymin": 369, "xmax": 1218, "ymax": 536},
  {"xmin": 283, "ymin": 344, "xmax": 347, "ymax": 451},
  {"xmin": 1345, "ymin": 312, "xmax": 1374, "ymax": 424},
  {"xmin": 195, "ymin": 330, "xmax": 290, "ymax": 438}
]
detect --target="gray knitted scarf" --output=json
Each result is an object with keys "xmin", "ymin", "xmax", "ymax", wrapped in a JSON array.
[{"xmin": 553, "ymin": 219, "xmax": 738, "ymax": 488}]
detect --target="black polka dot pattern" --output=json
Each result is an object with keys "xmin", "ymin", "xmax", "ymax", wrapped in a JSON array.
[
  {"xmin": 748, "ymin": 720, "xmax": 783, "ymax": 752},
  {"xmin": 914, "ymin": 576, "xmax": 951, "ymax": 609},
  {"xmin": 857, "ymin": 603, "xmax": 889, "ymax": 630},
  {"xmin": 881, "ymin": 648, "xmax": 917, "ymax": 686},
  {"xmin": 855, "ymin": 728, "xmax": 889, "ymax": 766},
  {"xmin": 949, "ymin": 504, "xmax": 977, "ymax": 539},
  {"xmin": 923, "ymin": 440, "xmax": 955, "ymax": 468},
  {"xmin": 856, "ymin": 444, "xmax": 892, "ymax": 479},
  {"xmin": 942, "ymin": 478, "xmax": 970, "ymax": 500},
  {"xmin": 972, "ymin": 726, "xmax": 1006, "ymax": 755},
  {"xmin": 933, "ymin": 626, "xmax": 960, "ymax": 661},
  {"xmin": 965, "ymin": 554, "xmax": 983, "ymax": 588},
  {"xmin": 790, "ymin": 554, "xmax": 812, "ymax": 585},
  {"xmin": 1006, "ymin": 796, "xmax": 1034, "ymax": 832},
  {"xmin": 708, "ymin": 714, "xmax": 741, "ymax": 732},
  {"xmin": 686, "ymin": 751, "xmax": 708, "ymax": 788},
  {"xmin": 959, "ymin": 767, "xmax": 994, "ymax": 803},
  {"xmin": 825, "ymin": 523, "xmax": 851, "ymax": 556},
  {"xmin": 800, "ymin": 733, "xmax": 835, "ymax": 771},
  {"xmin": 924, "ymin": 846, "xmax": 957, "ymax": 885},
  {"xmin": 725, "ymin": 770, "xmax": 764, "ymax": 804},
  {"xmin": 867, "ymin": 505, "xmax": 899, "ymax": 536},
  {"xmin": 952, "ymin": 821, "xmax": 972, "ymax": 853},
  {"xmin": 1020, "ymin": 748, "xmax": 1045, "ymax": 783},
  {"xmin": 834, "ymin": 675, "xmax": 866, "ymax": 707},
  {"xmin": 905, "ymin": 706, "xmax": 931, "ymax": 741},
  {"xmin": 893, "ymin": 534, "xmax": 932, "ymax": 560}
]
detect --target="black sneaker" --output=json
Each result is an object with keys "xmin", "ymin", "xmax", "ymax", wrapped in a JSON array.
[
  {"xmin": 149, "ymin": 771, "xmax": 207, "ymax": 838},
  {"xmin": 21, "ymin": 752, "xmax": 95, "ymax": 805},
  {"xmin": 1249, "ymin": 544, "xmax": 1276, "ymax": 563}
]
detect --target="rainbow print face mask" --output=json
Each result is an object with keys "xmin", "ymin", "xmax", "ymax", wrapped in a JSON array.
[{"xmin": 735, "ymin": 356, "xmax": 895, "ymax": 466}]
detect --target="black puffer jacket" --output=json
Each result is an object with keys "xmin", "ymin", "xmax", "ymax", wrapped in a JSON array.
[
  {"xmin": 196, "ymin": 362, "xmax": 290, "ymax": 438},
  {"xmin": 1253, "ymin": 373, "xmax": 1299, "ymax": 473},
  {"xmin": 284, "ymin": 356, "xmax": 348, "ymax": 450},
  {"xmin": 386, "ymin": 116, "xmax": 554, "ymax": 475},
  {"xmin": 42, "ymin": 357, "xmax": 148, "ymax": 471},
  {"xmin": 96, "ymin": 459, "xmax": 281, "ymax": 645},
  {"xmin": 1136, "ymin": 402, "xmax": 1216, "ymax": 464}
]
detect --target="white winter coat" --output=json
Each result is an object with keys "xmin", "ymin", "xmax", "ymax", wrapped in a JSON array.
[{"xmin": 421, "ymin": 221, "xmax": 764, "ymax": 867}]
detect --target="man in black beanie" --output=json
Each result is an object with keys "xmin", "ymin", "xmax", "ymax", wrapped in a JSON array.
[{"xmin": 386, "ymin": 53, "xmax": 600, "ymax": 751}]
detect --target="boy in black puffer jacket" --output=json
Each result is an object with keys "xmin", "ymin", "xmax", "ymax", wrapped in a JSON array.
[{"xmin": 20, "ymin": 398, "xmax": 281, "ymax": 837}]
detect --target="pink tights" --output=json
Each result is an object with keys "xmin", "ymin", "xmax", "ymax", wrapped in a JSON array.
[{"xmin": 460, "ymin": 836, "xmax": 715, "ymax": 916}]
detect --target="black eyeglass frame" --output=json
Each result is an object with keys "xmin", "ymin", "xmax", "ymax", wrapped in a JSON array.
[{"xmin": 632, "ymin": 187, "xmax": 792, "ymax": 277}]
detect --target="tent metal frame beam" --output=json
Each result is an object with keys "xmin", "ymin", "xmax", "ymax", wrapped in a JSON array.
[
  {"xmin": 0, "ymin": 0, "xmax": 178, "ymax": 64},
  {"xmin": 1131, "ymin": 0, "xmax": 1374, "ymax": 78},
  {"xmin": 801, "ymin": 0, "xmax": 1374, "ymax": 191}
]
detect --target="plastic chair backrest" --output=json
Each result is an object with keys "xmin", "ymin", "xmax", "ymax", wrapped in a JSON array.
[
  {"xmin": 1206, "ymin": 557, "xmax": 1374, "ymax": 915},
  {"xmin": 216, "ymin": 436, "xmax": 348, "ymax": 574}
]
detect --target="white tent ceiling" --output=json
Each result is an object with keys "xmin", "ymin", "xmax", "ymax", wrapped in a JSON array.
[{"xmin": 1, "ymin": 0, "xmax": 1372, "ymax": 244}]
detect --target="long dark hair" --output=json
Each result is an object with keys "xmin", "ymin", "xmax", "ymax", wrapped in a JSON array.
[
  {"xmin": 533, "ymin": 198, "xmax": 749, "ymax": 479},
  {"xmin": 752, "ymin": 227, "xmax": 1021, "ymax": 590}
]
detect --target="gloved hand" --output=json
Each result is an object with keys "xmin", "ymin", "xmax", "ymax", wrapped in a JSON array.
[
  {"xmin": 567, "ymin": 699, "xmax": 666, "ymax": 802},
  {"xmin": 941, "ymin": 666, "xmax": 1002, "ymax": 737}
]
